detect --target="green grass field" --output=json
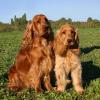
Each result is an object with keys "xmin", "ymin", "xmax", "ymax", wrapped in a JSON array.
[{"xmin": 0, "ymin": 28, "xmax": 100, "ymax": 100}]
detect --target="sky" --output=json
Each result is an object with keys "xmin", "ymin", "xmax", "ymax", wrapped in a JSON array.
[{"xmin": 0, "ymin": 0, "xmax": 100, "ymax": 23}]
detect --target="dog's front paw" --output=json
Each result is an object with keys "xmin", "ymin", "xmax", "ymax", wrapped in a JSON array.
[{"xmin": 75, "ymin": 86, "xmax": 84, "ymax": 94}]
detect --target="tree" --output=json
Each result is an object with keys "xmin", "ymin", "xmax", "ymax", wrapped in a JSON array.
[
  {"xmin": 87, "ymin": 17, "xmax": 93, "ymax": 23},
  {"xmin": 67, "ymin": 18, "xmax": 72, "ymax": 23},
  {"xmin": 21, "ymin": 13, "xmax": 27, "ymax": 24},
  {"xmin": 11, "ymin": 18, "xmax": 14, "ymax": 25},
  {"xmin": 14, "ymin": 15, "xmax": 17, "ymax": 23}
]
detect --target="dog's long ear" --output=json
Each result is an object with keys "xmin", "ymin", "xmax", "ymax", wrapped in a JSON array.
[
  {"xmin": 21, "ymin": 21, "xmax": 34, "ymax": 48},
  {"xmin": 75, "ymin": 29, "xmax": 78, "ymax": 40},
  {"xmin": 53, "ymin": 30, "xmax": 58, "ymax": 50},
  {"xmin": 53, "ymin": 30, "xmax": 63, "ymax": 54},
  {"xmin": 46, "ymin": 20, "xmax": 54, "ymax": 41},
  {"xmin": 54, "ymin": 29, "xmax": 68, "ymax": 55},
  {"xmin": 74, "ymin": 29, "xmax": 79, "ymax": 48},
  {"xmin": 71, "ymin": 28, "xmax": 80, "ymax": 56},
  {"xmin": 54, "ymin": 30, "xmax": 61, "ymax": 42},
  {"xmin": 53, "ymin": 30, "xmax": 60, "ymax": 48},
  {"xmin": 32, "ymin": 20, "xmax": 39, "ymax": 36},
  {"xmin": 47, "ymin": 25, "xmax": 54, "ymax": 41}
]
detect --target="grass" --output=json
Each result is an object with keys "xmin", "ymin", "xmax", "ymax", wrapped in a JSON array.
[{"xmin": 0, "ymin": 28, "xmax": 100, "ymax": 100}]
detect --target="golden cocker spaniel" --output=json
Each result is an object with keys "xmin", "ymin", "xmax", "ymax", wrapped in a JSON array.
[{"xmin": 53, "ymin": 24, "xmax": 84, "ymax": 94}]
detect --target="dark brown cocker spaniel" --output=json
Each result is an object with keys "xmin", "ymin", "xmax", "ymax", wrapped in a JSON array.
[{"xmin": 8, "ymin": 14, "xmax": 54, "ymax": 92}]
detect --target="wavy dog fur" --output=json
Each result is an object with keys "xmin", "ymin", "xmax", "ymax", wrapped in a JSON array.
[
  {"xmin": 8, "ymin": 14, "xmax": 54, "ymax": 92},
  {"xmin": 53, "ymin": 24, "xmax": 84, "ymax": 94}
]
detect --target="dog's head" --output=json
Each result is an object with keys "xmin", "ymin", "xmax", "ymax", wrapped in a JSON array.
[
  {"xmin": 32, "ymin": 14, "xmax": 52, "ymax": 38},
  {"xmin": 57, "ymin": 24, "xmax": 78, "ymax": 47},
  {"xmin": 21, "ymin": 14, "xmax": 53, "ymax": 48},
  {"xmin": 54, "ymin": 24, "xmax": 79, "ymax": 55}
]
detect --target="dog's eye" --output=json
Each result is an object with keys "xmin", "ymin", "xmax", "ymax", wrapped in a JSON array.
[
  {"xmin": 37, "ymin": 20, "xmax": 40, "ymax": 23},
  {"xmin": 71, "ymin": 31, "xmax": 75, "ymax": 34},
  {"xmin": 62, "ymin": 31, "xmax": 66, "ymax": 34},
  {"xmin": 71, "ymin": 31, "xmax": 75, "ymax": 36}
]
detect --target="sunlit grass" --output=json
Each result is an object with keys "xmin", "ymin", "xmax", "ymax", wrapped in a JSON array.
[{"xmin": 0, "ymin": 28, "xmax": 100, "ymax": 100}]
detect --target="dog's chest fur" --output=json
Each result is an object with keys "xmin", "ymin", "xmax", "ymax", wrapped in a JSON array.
[{"xmin": 55, "ymin": 55, "xmax": 66, "ymax": 68}]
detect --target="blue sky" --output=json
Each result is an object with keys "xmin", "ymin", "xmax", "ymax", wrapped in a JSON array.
[{"xmin": 0, "ymin": 0, "xmax": 100, "ymax": 23}]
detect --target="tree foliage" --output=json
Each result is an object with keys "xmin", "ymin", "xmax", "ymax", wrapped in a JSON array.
[
  {"xmin": 0, "ymin": 14, "xmax": 100, "ymax": 32},
  {"xmin": 10, "ymin": 13, "xmax": 27, "ymax": 30}
]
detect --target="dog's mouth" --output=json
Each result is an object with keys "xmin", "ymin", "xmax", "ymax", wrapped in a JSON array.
[
  {"xmin": 68, "ymin": 41, "xmax": 74, "ymax": 46},
  {"xmin": 64, "ymin": 41, "xmax": 74, "ymax": 48},
  {"xmin": 67, "ymin": 39, "xmax": 74, "ymax": 46}
]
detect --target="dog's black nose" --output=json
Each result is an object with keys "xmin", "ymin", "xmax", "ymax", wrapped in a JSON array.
[{"xmin": 67, "ymin": 39, "xmax": 72, "ymax": 43}]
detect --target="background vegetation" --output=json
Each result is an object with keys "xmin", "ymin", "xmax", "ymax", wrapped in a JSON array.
[
  {"xmin": 0, "ymin": 14, "xmax": 100, "ymax": 100},
  {"xmin": 1, "ymin": 13, "xmax": 100, "ymax": 32}
]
